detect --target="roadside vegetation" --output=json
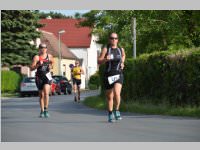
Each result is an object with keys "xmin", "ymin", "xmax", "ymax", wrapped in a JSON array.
[{"xmin": 84, "ymin": 95, "xmax": 200, "ymax": 118}]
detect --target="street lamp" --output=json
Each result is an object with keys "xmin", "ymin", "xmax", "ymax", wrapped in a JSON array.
[{"xmin": 58, "ymin": 29, "xmax": 65, "ymax": 75}]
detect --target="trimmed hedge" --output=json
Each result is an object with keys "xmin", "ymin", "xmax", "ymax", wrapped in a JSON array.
[
  {"xmin": 1, "ymin": 70, "xmax": 22, "ymax": 93},
  {"xmin": 88, "ymin": 71, "xmax": 100, "ymax": 90},
  {"xmin": 100, "ymin": 48, "xmax": 200, "ymax": 107}
]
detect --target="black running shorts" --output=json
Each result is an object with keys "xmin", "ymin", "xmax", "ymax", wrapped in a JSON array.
[
  {"xmin": 35, "ymin": 75, "xmax": 51, "ymax": 90},
  {"xmin": 104, "ymin": 72, "xmax": 124, "ymax": 90},
  {"xmin": 72, "ymin": 78, "xmax": 81, "ymax": 86}
]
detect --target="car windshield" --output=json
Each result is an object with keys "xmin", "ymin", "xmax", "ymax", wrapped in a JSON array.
[
  {"xmin": 24, "ymin": 77, "xmax": 35, "ymax": 83},
  {"xmin": 52, "ymin": 76, "xmax": 61, "ymax": 81},
  {"xmin": 53, "ymin": 76, "xmax": 68, "ymax": 82}
]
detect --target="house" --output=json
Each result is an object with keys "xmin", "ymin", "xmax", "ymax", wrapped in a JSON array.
[
  {"xmin": 31, "ymin": 30, "xmax": 78, "ymax": 86},
  {"xmin": 39, "ymin": 18, "xmax": 102, "ymax": 88}
]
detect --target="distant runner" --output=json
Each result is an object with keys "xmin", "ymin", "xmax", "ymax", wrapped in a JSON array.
[{"xmin": 71, "ymin": 60, "xmax": 84, "ymax": 103}]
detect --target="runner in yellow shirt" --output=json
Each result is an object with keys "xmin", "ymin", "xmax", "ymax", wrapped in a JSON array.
[{"xmin": 72, "ymin": 60, "xmax": 84, "ymax": 103}]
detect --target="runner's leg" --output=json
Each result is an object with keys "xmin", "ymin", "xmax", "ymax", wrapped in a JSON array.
[
  {"xmin": 77, "ymin": 83, "xmax": 81, "ymax": 102},
  {"xmin": 106, "ymin": 88, "xmax": 115, "ymax": 122},
  {"xmin": 43, "ymin": 84, "xmax": 50, "ymax": 117},
  {"xmin": 113, "ymin": 83, "xmax": 122, "ymax": 120},
  {"xmin": 73, "ymin": 83, "xmax": 77, "ymax": 101},
  {"xmin": 43, "ymin": 84, "xmax": 50, "ymax": 109},
  {"xmin": 106, "ymin": 88, "xmax": 114, "ymax": 112},
  {"xmin": 113, "ymin": 83, "xmax": 122, "ymax": 110},
  {"xmin": 39, "ymin": 90, "xmax": 44, "ymax": 112}
]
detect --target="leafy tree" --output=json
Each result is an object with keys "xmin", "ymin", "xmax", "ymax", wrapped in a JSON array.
[
  {"xmin": 81, "ymin": 10, "xmax": 200, "ymax": 57},
  {"xmin": 74, "ymin": 12, "xmax": 82, "ymax": 19},
  {"xmin": 37, "ymin": 11, "xmax": 73, "ymax": 19},
  {"xmin": 1, "ymin": 10, "xmax": 43, "ymax": 66}
]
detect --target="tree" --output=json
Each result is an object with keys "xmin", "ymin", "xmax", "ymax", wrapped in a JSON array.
[
  {"xmin": 1, "ymin": 10, "xmax": 43, "ymax": 66},
  {"xmin": 74, "ymin": 12, "xmax": 82, "ymax": 19},
  {"xmin": 81, "ymin": 10, "xmax": 200, "ymax": 57},
  {"xmin": 38, "ymin": 11, "xmax": 72, "ymax": 19}
]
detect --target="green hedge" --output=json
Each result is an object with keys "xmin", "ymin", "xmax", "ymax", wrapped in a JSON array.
[
  {"xmin": 88, "ymin": 71, "xmax": 100, "ymax": 90},
  {"xmin": 1, "ymin": 70, "xmax": 22, "ymax": 93},
  {"xmin": 100, "ymin": 48, "xmax": 200, "ymax": 107}
]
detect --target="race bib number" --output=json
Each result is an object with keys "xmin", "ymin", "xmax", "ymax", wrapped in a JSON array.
[
  {"xmin": 46, "ymin": 72, "xmax": 52, "ymax": 81},
  {"xmin": 108, "ymin": 74, "xmax": 120, "ymax": 85}
]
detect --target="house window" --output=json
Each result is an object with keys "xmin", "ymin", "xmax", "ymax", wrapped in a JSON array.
[{"xmin": 62, "ymin": 64, "xmax": 66, "ymax": 76}]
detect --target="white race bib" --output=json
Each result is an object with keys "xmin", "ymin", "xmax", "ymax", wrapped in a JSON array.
[
  {"xmin": 46, "ymin": 72, "xmax": 52, "ymax": 81},
  {"xmin": 110, "ymin": 54, "xmax": 114, "ymax": 60},
  {"xmin": 108, "ymin": 74, "xmax": 120, "ymax": 85}
]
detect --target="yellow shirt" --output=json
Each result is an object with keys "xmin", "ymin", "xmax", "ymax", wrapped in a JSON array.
[{"xmin": 72, "ymin": 66, "xmax": 81, "ymax": 80}]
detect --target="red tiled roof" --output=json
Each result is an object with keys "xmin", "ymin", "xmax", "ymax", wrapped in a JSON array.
[
  {"xmin": 40, "ymin": 30, "xmax": 77, "ymax": 60},
  {"xmin": 39, "ymin": 19, "xmax": 92, "ymax": 48}
]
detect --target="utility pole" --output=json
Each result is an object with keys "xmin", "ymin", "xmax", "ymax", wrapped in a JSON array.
[
  {"xmin": 132, "ymin": 18, "xmax": 136, "ymax": 58},
  {"xmin": 58, "ymin": 29, "xmax": 65, "ymax": 75}
]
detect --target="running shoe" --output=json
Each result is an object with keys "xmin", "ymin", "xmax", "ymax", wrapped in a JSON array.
[
  {"xmin": 74, "ymin": 96, "xmax": 77, "ymax": 102},
  {"xmin": 39, "ymin": 111, "xmax": 45, "ymax": 118},
  {"xmin": 44, "ymin": 110, "xmax": 50, "ymax": 118},
  {"xmin": 108, "ymin": 112, "xmax": 115, "ymax": 123},
  {"xmin": 114, "ymin": 110, "xmax": 122, "ymax": 120},
  {"xmin": 78, "ymin": 96, "xmax": 80, "ymax": 103}
]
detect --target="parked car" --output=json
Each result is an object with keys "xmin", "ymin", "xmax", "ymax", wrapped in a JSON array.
[
  {"xmin": 52, "ymin": 75, "xmax": 72, "ymax": 95},
  {"xmin": 20, "ymin": 77, "xmax": 38, "ymax": 97},
  {"xmin": 50, "ymin": 78, "xmax": 60, "ymax": 96}
]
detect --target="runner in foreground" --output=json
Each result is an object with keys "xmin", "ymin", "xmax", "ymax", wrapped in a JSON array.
[{"xmin": 98, "ymin": 33, "xmax": 126, "ymax": 123}]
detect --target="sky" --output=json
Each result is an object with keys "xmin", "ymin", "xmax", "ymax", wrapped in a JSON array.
[{"xmin": 40, "ymin": 10, "xmax": 90, "ymax": 16}]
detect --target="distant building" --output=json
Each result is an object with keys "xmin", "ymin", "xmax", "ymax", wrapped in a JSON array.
[
  {"xmin": 31, "ymin": 30, "xmax": 79, "ymax": 86},
  {"xmin": 39, "ymin": 18, "xmax": 102, "ymax": 88}
]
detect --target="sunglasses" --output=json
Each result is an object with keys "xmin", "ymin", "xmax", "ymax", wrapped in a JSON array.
[
  {"xmin": 110, "ymin": 37, "xmax": 118, "ymax": 40},
  {"xmin": 40, "ymin": 47, "xmax": 47, "ymax": 49}
]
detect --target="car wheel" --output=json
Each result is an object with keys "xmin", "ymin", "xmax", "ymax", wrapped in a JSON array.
[
  {"xmin": 64, "ymin": 90, "xmax": 67, "ymax": 95},
  {"xmin": 57, "ymin": 90, "xmax": 61, "ymax": 95},
  {"xmin": 20, "ymin": 93, "xmax": 25, "ymax": 97}
]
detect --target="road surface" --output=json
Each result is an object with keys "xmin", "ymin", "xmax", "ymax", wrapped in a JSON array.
[{"xmin": 1, "ymin": 90, "xmax": 200, "ymax": 142}]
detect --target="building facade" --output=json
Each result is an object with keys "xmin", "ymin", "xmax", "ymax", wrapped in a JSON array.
[{"xmin": 39, "ymin": 18, "xmax": 102, "ymax": 89}]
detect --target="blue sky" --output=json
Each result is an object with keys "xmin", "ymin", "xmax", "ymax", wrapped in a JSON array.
[{"xmin": 40, "ymin": 10, "xmax": 90, "ymax": 16}]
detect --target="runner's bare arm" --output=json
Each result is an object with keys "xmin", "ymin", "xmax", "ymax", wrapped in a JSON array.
[
  {"xmin": 49, "ymin": 54, "xmax": 54, "ymax": 69},
  {"xmin": 30, "ymin": 55, "xmax": 39, "ymax": 71},
  {"xmin": 98, "ymin": 47, "xmax": 110, "ymax": 64},
  {"xmin": 80, "ymin": 68, "xmax": 84, "ymax": 75},
  {"xmin": 121, "ymin": 48, "xmax": 126, "ymax": 69},
  {"xmin": 121, "ymin": 48, "xmax": 126, "ymax": 63}
]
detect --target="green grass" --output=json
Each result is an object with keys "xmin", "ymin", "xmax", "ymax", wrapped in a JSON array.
[
  {"xmin": 1, "ymin": 92, "xmax": 20, "ymax": 98},
  {"xmin": 83, "ymin": 95, "xmax": 200, "ymax": 118}
]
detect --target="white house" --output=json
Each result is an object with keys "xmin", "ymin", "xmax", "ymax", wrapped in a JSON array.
[{"xmin": 39, "ymin": 18, "xmax": 102, "ymax": 89}]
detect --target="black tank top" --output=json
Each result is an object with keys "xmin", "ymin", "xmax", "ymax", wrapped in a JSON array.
[
  {"xmin": 105, "ymin": 47, "xmax": 122, "ymax": 75},
  {"xmin": 36, "ymin": 54, "xmax": 50, "ymax": 77}
]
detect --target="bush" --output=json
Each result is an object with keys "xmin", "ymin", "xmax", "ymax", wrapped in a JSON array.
[
  {"xmin": 99, "ymin": 47, "xmax": 200, "ymax": 107},
  {"xmin": 1, "ymin": 70, "xmax": 22, "ymax": 93},
  {"xmin": 88, "ymin": 71, "xmax": 100, "ymax": 90}
]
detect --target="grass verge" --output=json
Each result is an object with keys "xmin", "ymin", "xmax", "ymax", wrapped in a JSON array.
[
  {"xmin": 83, "ymin": 95, "xmax": 200, "ymax": 118},
  {"xmin": 1, "ymin": 92, "xmax": 20, "ymax": 98}
]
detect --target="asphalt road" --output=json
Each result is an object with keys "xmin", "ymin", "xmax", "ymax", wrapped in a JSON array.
[{"xmin": 1, "ymin": 90, "xmax": 200, "ymax": 142}]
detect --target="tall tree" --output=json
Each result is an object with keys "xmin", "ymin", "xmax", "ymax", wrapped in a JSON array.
[
  {"xmin": 81, "ymin": 10, "xmax": 200, "ymax": 57},
  {"xmin": 74, "ymin": 12, "xmax": 82, "ymax": 19},
  {"xmin": 38, "ymin": 11, "xmax": 72, "ymax": 19},
  {"xmin": 1, "ymin": 10, "xmax": 43, "ymax": 66}
]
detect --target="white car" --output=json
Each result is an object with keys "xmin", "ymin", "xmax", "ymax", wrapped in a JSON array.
[{"xmin": 20, "ymin": 77, "xmax": 38, "ymax": 97}]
